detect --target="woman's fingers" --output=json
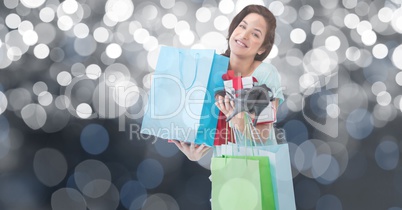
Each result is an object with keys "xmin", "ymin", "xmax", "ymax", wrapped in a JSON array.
[
  {"xmin": 224, "ymin": 95, "xmax": 231, "ymax": 110},
  {"xmin": 172, "ymin": 140, "xmax": 183, "ymax": 150},
  {"xmin": 190, "ymin": 142, "xmax": 195, "ymax": 152},
  {"xmin": 215, "ymin": 95, "xmax": 235, "ymax": 117},
  {"xmin": 171, "ymin": 140, "xmax": 211, "ymax": 161},
  {"xmin": 196, "ymin": 144, "xmax": 210, "ymax": 154}
]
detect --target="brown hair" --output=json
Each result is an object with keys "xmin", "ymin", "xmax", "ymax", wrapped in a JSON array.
[{"xmin": 223, "ymin": 5, "xmax": 276, "ymax": 61}]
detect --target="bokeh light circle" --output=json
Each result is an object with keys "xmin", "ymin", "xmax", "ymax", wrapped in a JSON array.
[
  {"xmin": 120, "ymin": 180, "xmax": 147, "ymax": 209},
  {"xmin": 143, "ymin": 36, "xmax": 159, "ymax": 51},
  {"xmin": 18, "ymin": 21, "xmax": 34, "ymax": 35},
  {"xmin": 73, "ymin": 23, "xmax": 90, "ymax": 39},
  {"xmin": 162, "ymin": 13, "xmax": 178, "ymax": 29},
  {"xmin": 361, "ymin": 30, "xmax": 377, "ymax": 46},
  {"xmin": 0, "ymin": 91, "xmax": 7, "ymax": 115},
  {"xmin": 315, "ymin": 194, "xmax": 343, "ymax": 210},
  {"xmin": 377, "ymin": 91, "xmax": 392, "ymax": 106},
  {"xmin": 344, "ymin": 13, "xmax": 359, "ymax": 29},
  {"xmin": 375, "ymin": 139, "xmax": 399, "ymax": 170},
  {"xmin": 174, "ymin": 20, "xmax": 190, "ymax": 35},
  {"xmin": 196, "ymin": 7, "xmax": 211, "ymax": 23},
  {"xmin": 346, "ymin": 46, "xmax": 361, "ymax": 61},
  {"xmin": 57, "ymin": 71, "xmax": 72, "ymax": 87},
  {"xmin": 396, "ymin": 72, "xmax": 402, "ymax": 86},
  {"xmin": 40, "ymin": 7, "xmax": 55, "ymax": 22},
  {"xmin": 392, "ymin": 44, "xmax": 402, "ymax": 70},
  {"xmin": 154, "ymin": 139, "xmax": 180, "ymax": 157},
  {"xmin": 38, "ymin": 91, "xmax": 53, "ymax": 106},
  {"xmin": 290, "ymin": 28, "xmax": 306, "ymax": 44},
  {"xmin": 137, "ymin": 159, "xmax": 164, "ymax": 189},
  {"xmin": 312, "ymin": 154, "xmax": 332, "ymax": 178},
  {"xmin": 112, "ymin": 80, "xmax": 140, "ymax": 108},
  {"xmin": 269, "ymin": 1, "xmax": 285, "ymax": 16},
  {"xmin": 356, "ymin": 20, "xmax": 372, "ymax": 36},
  {"xmin": 85, "ymin": 182, "xmax": 120, "ymax": 210},
  {"xmin": 105, "ymin": 0, "xmax": 134, "ymax": 22},
  {"xmin": 62, "ymin": 0, "xmax": 79, "ymax": 14},
  {"xmin": 299, "ymin": 5, "xmax": 314, "ymax": 20},
  {"xmin": 22, "ymin": 30, "xmax": 38, "ymax": 46},
  {"xmin": 86, "ymin": 64, "xmax": 102, "ymax": 80},
  {"xmin": 311, "ymin": 20, "xmax": 325, "ymax": 35},
  {"xmin": 134, "ymin": 28, "xmax": 150, "ymax": 44},
  {"xmin": 33, "ymin": 44, "xmax": 50, "ymax": 59},
  {"xmin": 346, "ymin": 108, "xmax": 373, "ymax": 140},
  {"xmin": 325, "ymin": 36, "xmax": 341, "ymax": 51},
  {"xmin": 219, "ymin": 0, "xmax": 235, "ymax": 14},
  {"xmin": 160, "ymin": 0, "xmax": 175, "ymax": 9},
  {"xmin": 141, "ymin": 193, "xmax": 180, "ymax": 210},
  {"xmin": 106, "ymin": 43, "xmax": 122, "ymax": 59},
  {"xmin": 20, "ymin": 0, "xmax": 45, "ymax": 8},
  {"xmin": 4, "ymin": 0, "xmax": 18, "ymax": 9},
  {"xmin": 76, "ymin": 103, "xmax": 93, "ymax": 119},
  {"xmin": 33, "ymin": 148, "xmax": 68, "ymax": 187},
  {"xmin": 51, "ymin": 188, "xmax": 87, "ymax": 210},
  {"xmin": 172, "ymin": 1, "xmax": 187, "ymax": 16},
  {"xmin": 21, "ymin": 103, "xmax": 47, "ymax": 130},
  {"xmin": 74, "ymin": 159, "xmax": 112, "ymax": 198},
  {"xmin": 283, "ymin": 120, "xmax": 308, "ymax": 145},
  {"xmin": 372, "ymin": 43, "xmax": 388, "ymax": 59},
  {"xmin": 7, "ymin": 88, "xmax": 32, "ymax": 111},
  {"xmin": 57, "ymin": 16, "xmax": 74, "ymax": 31},
  {"xmin": 5, "ymin": 13, "xmax": 21, "ymax": 29},
  {"xmin": 94, "ymin": 27, "xmax": 110, "ymax": 43},
  {"xmin": 80, "ymin": 124, "xmax": 109, "ymax": 155},
  {"xmin": 378, "ymin": 7, "xmax": 393, "ymax": 23},
  {"xmin": 214, "ymin": 15, "xmax": 230, "ymax": 31}
]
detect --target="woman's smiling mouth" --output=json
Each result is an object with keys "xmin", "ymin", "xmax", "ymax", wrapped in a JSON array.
[{"xmin": 235, "ymin": 40, "xmax": 248, "ymax": 48}]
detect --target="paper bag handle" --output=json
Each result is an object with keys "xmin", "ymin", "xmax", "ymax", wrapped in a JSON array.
[{"xmin": 178, "ymin": 51, "xmax": 199, "ymax": 90}]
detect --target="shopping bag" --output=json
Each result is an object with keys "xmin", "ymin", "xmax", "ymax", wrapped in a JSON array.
[
  {"xmin": 217, "ymin": 143, "xmax": 296, "ymax": 210},
  {"xmin": 211, "ymin": 156, "xmax": 271, "ymax": 210},
  {"xmin": 140, "ymin": 46, "xmax": 229, "ymax": 146}
]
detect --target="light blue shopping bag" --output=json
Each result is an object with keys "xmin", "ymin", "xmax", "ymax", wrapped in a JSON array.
[{"xmin": 140, "ymin": 46, "xmax": 229, "ymax": 146}]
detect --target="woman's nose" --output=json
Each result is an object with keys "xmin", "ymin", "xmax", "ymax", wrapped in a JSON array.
[{"xmin": 239, "ymin": 30, "xmax": 249, "ymax": 39}]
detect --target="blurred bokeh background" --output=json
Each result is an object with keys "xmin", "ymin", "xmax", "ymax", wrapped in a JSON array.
[{"xmin": 0, "ymin": 0, "xmax": 402, "ymax": 209}]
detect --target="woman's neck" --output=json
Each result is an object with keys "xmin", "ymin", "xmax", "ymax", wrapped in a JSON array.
[{"xmin": 229, "ymin": 55, "xmax": 258, "ymax": 77}]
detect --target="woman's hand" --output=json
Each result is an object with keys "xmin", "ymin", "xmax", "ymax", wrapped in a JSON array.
[
  {"xmin": 215, "ymin": 95, "xmax": 235, "ymax": 118},
  {"xmin": 171, "ymin": 140, "xmax": 211, "ymax": 161},
  {"xmin": 215, "ymin": 95, "xmax": 246, "ymax": 130}
]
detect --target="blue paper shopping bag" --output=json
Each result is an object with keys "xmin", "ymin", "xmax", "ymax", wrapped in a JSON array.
[{"xmin": 140, "ymin": 46, "xmax": 229, "ymax": 146}]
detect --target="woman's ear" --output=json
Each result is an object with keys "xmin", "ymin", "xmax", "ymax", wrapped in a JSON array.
[{"xmin": 257, "ymin": 47, "xmax": 266, "ymax": 55}]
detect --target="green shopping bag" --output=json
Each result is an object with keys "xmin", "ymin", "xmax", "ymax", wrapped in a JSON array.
[{"xmin": 211, "ymin": 155, "xmax": 276, "ymax": 210}]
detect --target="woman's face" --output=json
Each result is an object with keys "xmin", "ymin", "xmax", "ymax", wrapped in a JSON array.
[{"xmin": 229, "ymin": 13, "xmax": 267, "ymax": 59}]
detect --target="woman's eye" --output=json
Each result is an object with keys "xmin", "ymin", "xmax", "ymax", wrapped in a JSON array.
[{"xmin": 252, "ymin": 33, "xmax": 259, "ymax": 38}]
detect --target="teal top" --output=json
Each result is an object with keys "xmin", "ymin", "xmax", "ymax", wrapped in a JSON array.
[{"xmin": 251, "ymin": 62, "xmax": 284, "ymax": 105}]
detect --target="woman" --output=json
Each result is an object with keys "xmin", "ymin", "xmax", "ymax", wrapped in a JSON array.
[{"xmin": 172, "ymin": 5, "xmax": 284, "ymax": 161}]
